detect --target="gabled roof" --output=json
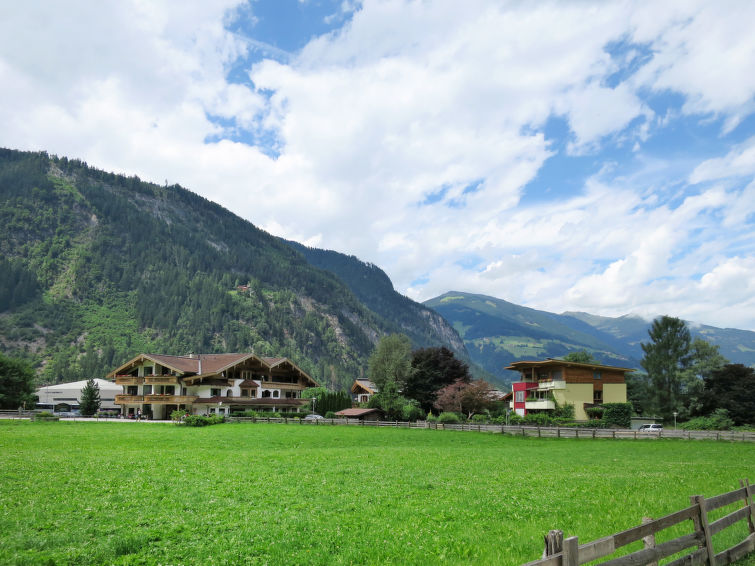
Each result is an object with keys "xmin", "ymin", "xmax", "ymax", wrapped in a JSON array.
[
  {"xmin": 351, "ymin": 379, "xmax": 377, "ymax": 394},
  {"xmin": 106, "ymin": 353, "xmax": 318, "ymax": 386}
]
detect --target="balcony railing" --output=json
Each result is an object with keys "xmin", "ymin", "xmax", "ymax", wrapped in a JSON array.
[
  {"xmin": 144, "ymin": 376, "xmax": 180, "ymax": 385},
  {"xmin": 115, "ymin": 376, "xmax": 144, "ymax": 385},
  {"xmin": 144, "ymin": 395, "xmax": 198, "ymax": 404},
  {"xmin": 115, "ymin": 395, "xmax": 144, "ymax": 403},
  {"xmin": 537, "ymin": 380, "xmax": 566, "ymax": 391},
  {"xmin": 524, "ymin": 399, "xmax": 556, "ymax": 410}
]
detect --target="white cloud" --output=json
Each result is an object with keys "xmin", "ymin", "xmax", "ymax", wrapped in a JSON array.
[{"xmin": 0, "ymin": 1, "xmax": 753, "ymax": 330}]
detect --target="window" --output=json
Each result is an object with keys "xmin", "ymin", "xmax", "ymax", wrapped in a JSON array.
[
  {"xmin": 241, "ymin": 389, "xmax": 249, "ymax": 397},
  {"xmin": 262, "ymin": 390, "xmax": 271, "ymax": 398},
  {"xmin": 127, "ymin": 386, "xmax": 138, "ymax": 396},
  {"xmin": 552, "ymin": 370, "xmax": 562, "ymax": 380},
  {"xmin": 226, "ymin": 389, "xmax": 233, "ymax": 397},
  {"xmin": 593, "ymin": 390, "xmax": 603, "ymax": 403},
  {"xmin": 241, "ymin": 370, "xmax": 252, "ymax": 380},
  {"xmin": 144, "ymin": 366, "xmax": 153, "ymax": 376},
  {"xmin": 272, "ymin": 390, "xmax": 279, "ymax": 398},
  {"xmin": 211, "ymin": 388, "xmax": 221, "ymax": 396},
  {"xmin": 593, "ymin": 371, "xmax": 602, "ymax": 380},
  {"xmin": 515, "ymin": 391, "xmax": 525, "ymax": 403},
  {"xmin": 143, "ymin": 385, "xmax": 152, "ymax": 395},
  {"xmin": 250, "ymin": 389, "xmax": 256, "ymax": 398}
]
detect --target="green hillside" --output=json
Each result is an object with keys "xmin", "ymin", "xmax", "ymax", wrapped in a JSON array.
[
  {"xmin": 0, "ymin": 148, "xmax": 462, "ymax": 390},
  {"xmin": 426, "ymin": 292, "xmax": 755, "ymax": 384},
  {"xmin": 285, "ymin": 241, "xmax": 467, "ymax": 356}
]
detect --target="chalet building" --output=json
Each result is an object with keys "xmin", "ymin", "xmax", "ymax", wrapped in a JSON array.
[
  {"xmin": 107, "ymin": 353, "xmax": 318, "ymax": 420},
  {"xmin": 506, "ymin": 358, "xmax": 632, "ymax": 421},
  {"xmin": 350, "ymin": 379, "xmax": 378, "ymax": 404}
]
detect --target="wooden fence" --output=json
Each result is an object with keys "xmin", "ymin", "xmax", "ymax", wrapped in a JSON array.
[
  {"xmin": 523, "ymin": 480, "xmax": 755, "ymax": 566},
  {"xmin": 223, "ymin": 417, "xmax": 755, "ymax": 443}
]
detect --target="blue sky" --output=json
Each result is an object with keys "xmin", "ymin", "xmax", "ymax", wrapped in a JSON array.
[{"xmin": 1, "ymin": 1, "xmax": 754, "ymax": 330}]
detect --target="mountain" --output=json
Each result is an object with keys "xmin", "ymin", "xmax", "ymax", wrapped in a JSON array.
[
  {"xmin": 425, "ymin": 292, "xmax": 755, "ymax": 384},
  {"xmin": 0, "ymin": 148, "xmax": 464, "ymax": 390},
  {"xmin": 285, "ymin": 241, "xmax": 466, "ymax": 355}
]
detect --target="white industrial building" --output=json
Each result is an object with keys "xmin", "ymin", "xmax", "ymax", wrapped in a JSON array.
[{"xmin": 35, "ymin": 379, "xmax": 121, "ymax": 413}]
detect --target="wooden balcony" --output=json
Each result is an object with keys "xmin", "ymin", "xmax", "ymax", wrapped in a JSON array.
[
  {"xmin": 144, "ymin": 395, "xmax": 198, "ymax": 404},
  {"xmin": 144, "ymin": 376, "xmax": 180, "ymax": 385},
  {"xmin": 115, "ymin": 395, "xmax": 144, "ymax": 404},
  {"xmin": 115, "ymin": 376, "xmax": 144, "ymax": 386}
]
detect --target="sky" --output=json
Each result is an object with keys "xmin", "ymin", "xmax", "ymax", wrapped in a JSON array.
[{"xmin": 1, "ymin": 1, "xmax": 754, "ymax": 330}]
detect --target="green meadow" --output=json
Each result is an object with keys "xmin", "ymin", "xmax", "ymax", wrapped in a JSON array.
[{"xmin": 1, "ymin": 421, "xmax": 753, "ymax": 566}]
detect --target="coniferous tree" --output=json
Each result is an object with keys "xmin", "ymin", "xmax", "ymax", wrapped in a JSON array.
[
  {"xmin": 79, "ymin": 378, "xmax": 101, "ymax": 416},
  {"xmin": 640, "ymin": 316, "xmax": 691, "ymax": 420}
]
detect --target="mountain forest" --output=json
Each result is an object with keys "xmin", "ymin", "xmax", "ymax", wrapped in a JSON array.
[{"xmin": 0, "ymin": 148, "xmax": 467, "ymax": 390}]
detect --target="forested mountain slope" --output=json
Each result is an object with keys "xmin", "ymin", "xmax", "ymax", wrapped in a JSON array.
[
  {"xmin": 285, "ymin": 241, "xmax": 467, "ymax": 356},
  {"xmin": 426, "ymin": 292, "xmax": 755, "ymax": 384},
  {"xmin": 0, "ymin": 148, "xmax": 463, "ymax": 390}
]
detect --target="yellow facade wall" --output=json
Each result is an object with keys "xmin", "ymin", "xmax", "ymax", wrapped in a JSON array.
[
  {"xmin": 603, "ymin": 383, "xmax": 627, "ymax": 404},
  {"xmin": 555, "ymin": 383, "xmax": 593, "ymax": 420}
]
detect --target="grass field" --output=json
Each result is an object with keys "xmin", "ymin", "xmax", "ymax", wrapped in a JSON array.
[{"xmin": 1, "ymin": 421, "xmax": 754, "ymax": 565}]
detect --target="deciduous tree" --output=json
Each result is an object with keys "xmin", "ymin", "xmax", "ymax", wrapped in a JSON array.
[
  {"xmin": 433, "ymin": 379, "xmax": 496, "ymax": 419},
  {"xmin": 0, "ymin": 353, "xmax": 36, "ymax": 410},
  {"xmin": 563, "ymin": 350, "xmax": 597, "ymax": 364},
  {"xmin": 367, "ymin": 334, "xmax": 412, "ymax": 391},
  {"xmin": 697, "ymin": 364, "xmax": 755, "ymax": 426}
]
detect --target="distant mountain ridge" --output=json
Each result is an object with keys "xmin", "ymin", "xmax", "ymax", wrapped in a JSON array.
[{"xmin": 425, "ymin": 291, "xmax": 755, "ymax": 384}]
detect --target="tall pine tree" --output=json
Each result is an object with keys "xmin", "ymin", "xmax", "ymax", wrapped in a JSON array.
[{"xmin": 640, "ymin": 316, "xmax": 691, "ymax": 420}]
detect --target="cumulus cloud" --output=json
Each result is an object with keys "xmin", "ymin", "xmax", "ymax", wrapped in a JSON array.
[{"xmin": 0, "ymin": 1, "xmax": 753, "ymax": 329}]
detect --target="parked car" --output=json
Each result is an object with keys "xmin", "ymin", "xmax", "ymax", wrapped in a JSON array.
[
  {"xmin": 639, "ymin": 424, "xmax": 663, "ymax": 432},
  {"xmin": 304, "ymin": 414, "xmax": 324, "ymax": 420}
]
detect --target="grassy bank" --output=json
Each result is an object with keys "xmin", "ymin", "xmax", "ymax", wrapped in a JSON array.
[{"xmin": 1, "ymin": 421, "xmax": 753, "ymax": 565}]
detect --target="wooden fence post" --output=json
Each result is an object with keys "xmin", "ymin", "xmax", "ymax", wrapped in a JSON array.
[
  {"xmin": 691, "ymin": 494, "xmax": 716, "ymax": 566},
  {"xmin": 642, "ymin": 517, "xmax": 658, "ymax": 566},
  {"xmin": 741, "ymin": 479, "xmax": 754, "ymax": 534},
  {"xmin": 542, "ymin": 530, "xmax": 563, "ymax": 558},
  {"xmin": 563, "ymin": 536, "xmax": 579, "ymax": 566}
]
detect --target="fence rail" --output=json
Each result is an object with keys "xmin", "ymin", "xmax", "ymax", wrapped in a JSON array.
[
  {"xmin": 222, "ymin": 417, "xmax": 755, "ymax": 443},
  {"xmin": 3, "ymin": 412, "xmax": 754, "ymax": 443},
  {"xmin": 523, "ymin": 480, "xmax": 755, "ymax": 566}
]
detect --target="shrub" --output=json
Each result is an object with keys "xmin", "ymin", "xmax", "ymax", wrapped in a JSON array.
[
  {"xmin": 585, "ymin": 406, "xmax": 604, "ymax": 420},
  {"xmin": 680, "ymin": 408, "xmax": 734, "ymax": 431},
  {"xmin": 324, "ymin": 411, "xmax": 336, "ymax": 419},
  {"xmin": 183, "ymin": 415, "xmax": 209, "ymax": 427},
  {"xmin": 401, "ymin": 400, "xmax": 424, "ymax": 422},
  {"xmin": 426, "ymin": 412, "xmax": 438, "ymax": 423},
  {"xmin": 471, "ymin": 414, "xmax": 488, "ymax": 423},
  {"xmin": 602, "ymin": 403, "xmax": 632, "ymax": 428},
  {"xmin": 437, "ymin": 412, "xmax": 461, "ymax": 424}
]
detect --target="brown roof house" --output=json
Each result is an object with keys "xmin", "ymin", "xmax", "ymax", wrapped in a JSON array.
[
  {"xmin": 107, "ymin": 353, "xmax": 318, "ymax": 420},
  {"xmin": 334, "ymin": 407, "xmax": 383, "ymax": 421},
  {"xmin": 350, "ymin": 379, "xmax": 378, "ymax": 404}
]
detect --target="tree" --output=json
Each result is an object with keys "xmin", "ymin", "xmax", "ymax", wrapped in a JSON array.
[
  {"xmin": 434, "ymin": 379, "xmax": 496, "ymax": 419},
  {"xmin": 367, "ymin": 334, "xmax": 412, "ymax": 391},
  {"xmin": 0, "ymin": 353, "xmax": 36, "ymax": 409},
  {"xmin": 406, "ymin": 347, "xmax": 471, "ymax": 413},
  {"xmin": 79, "ymin": 378, "xmax": 101, "ymax": 416},
  {"xmin": 697, "ymin": 364, "xmax": 755, "ymax": 426},
  {"xmin": 640, "ymin": 316, "xmax": 691, "ymax": 420},
  {"xmin": 563, "ymin": 350, "xmax": 597, "ymax": 364},
  {"xmin": 681, "ymin": 338, "xmax": 728, "ymax": 418}
]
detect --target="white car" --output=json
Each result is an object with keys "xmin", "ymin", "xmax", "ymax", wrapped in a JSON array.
[
  {"xmin": 304, "ymin": 414, "xmax": 324, "ymax": 420},
  {"xmin": 638, "ymin": 424, "xmax": 663, "ymax": 432}
]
